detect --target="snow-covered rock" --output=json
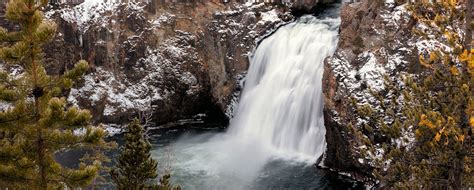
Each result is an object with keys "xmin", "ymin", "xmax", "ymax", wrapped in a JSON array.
[
  {"xmin": 322, "ymin": 0, "xmax": 422, "ymax": 183},
  {"xmin": 40, "ymin": 1, "xmax": 294, "ymax": 127},
  {"xmin": 322, "ymin": 0, "xmax": 466, "ymax": 183}
]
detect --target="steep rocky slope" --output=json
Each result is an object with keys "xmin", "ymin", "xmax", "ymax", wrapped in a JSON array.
[
  {"xmin": 321, "ymin": 0, "xmax": 458, "ymax": 182},
  {"xmin": 35, "ymin": 0, "xmax": 345, "ymax": 130},
  {"xmin": 39, "ymin": 1, "xmax": 301, "ymax": 128},
  {"xmin": 2, "ymin": 0, "xmax": 425, "ymax": 183}
]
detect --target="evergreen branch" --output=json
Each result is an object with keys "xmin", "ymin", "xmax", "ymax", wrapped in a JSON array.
[{"xmin": 0, "ymin": 112, "xmax": 32, "ymax": 125}]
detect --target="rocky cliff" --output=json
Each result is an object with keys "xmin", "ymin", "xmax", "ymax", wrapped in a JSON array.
[
  {"xmin": 35, "ymin": 0, "xmax": 342, "ymax": 130},
  {"xmin": 321, "ymin": 0, "xmax": 451, "ymax": 182},
  {"xmin": 38, "ymin": 1, "xmax": 298, "ymax": 128},
  {"xmin": 1, "ymin": 0, "xmax": 419, "ymax": 183}
]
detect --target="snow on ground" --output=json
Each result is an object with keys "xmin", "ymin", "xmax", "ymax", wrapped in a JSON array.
[
  {"xmin": 151, "ymin": 12, "xmax": 175, "ymax": 28},
  {"xmin": 103, "ymin": 124, "xmax": 123, "ymax": 136},
  {"xmin": 52, "ymin": 0, "xmax": 147, "ymax": 32},
  {"xmin": 0, "ymin": 97, "xmax": 11, "ymax": 112},
  {"xmin": 58, "ymin": 0, "xmax": 119, "ymax": 31},
  {"xmin": 67, "ymin": 32, "xmax": 201, "ymax": 118},
  {"xmin": 358, "ymin": 52, "xmax": 386, "ymax": 91},
  {"xmin": 258, "ymin": 9, "xmax": 280, "ymax": 25},
  {"xmin": 413, "ymin": 39, "xmax": 452, "ymax": 54},
  {"xmin": 67, "ymin": 67, "xmax": 159, "ymax": 116},
  {"xmin": 330, "ymin": 1, "xmax": 466, "ymax": 166},
  {"xmin": 327, "ymin": 2, "xmax": 426, "ymax": 164},
  {"xmin": 380, "ymin": 3, "xmax": 408, "ymax": 30},
  {"xmin": 47, "ymin": 0, "xmax": 290, "ymax": 127},
  {"xmin": 0, "ymin": 63, "xmax": 25, "ymax": 111},
  {"xmin": 73, "ymin": 123, "xmax": 123, "ymax": 136},
  {"xmin": 329, "ymin": 51, "xmax": 389, "ymax": 110}
]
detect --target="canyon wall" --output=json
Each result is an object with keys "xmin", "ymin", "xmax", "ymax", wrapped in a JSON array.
[
  {"xmin": 36, "ymin": 0, "xmax": 338, "ymax": 128},
  {"xmin": 322, "ymin": 0, "xmax": 448, "ymax": 182},
  {"xmin": 40, "ymin": 1, "xmax": 297, "ymax": 127}
]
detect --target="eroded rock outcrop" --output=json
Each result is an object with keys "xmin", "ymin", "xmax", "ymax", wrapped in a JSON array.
[
  {"xmin": 39, "ymin": 1, "xmax": 299, "ymax": 128},
  {"xmin": 322, "ymin": 0, "xmax": 444, "ymax": 182},
  {"xmin": 287, "ymin": 0, "xmax": 336, "ymax": 11}
]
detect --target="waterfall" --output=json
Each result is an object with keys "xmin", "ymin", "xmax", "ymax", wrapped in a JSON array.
[
  {"xmin": 227, "ymin": 15, "xmax": 340, "ymax": 161},
  {"xmin": 153, "ymin": 14, "xmax": 341, "ymax": 189}
]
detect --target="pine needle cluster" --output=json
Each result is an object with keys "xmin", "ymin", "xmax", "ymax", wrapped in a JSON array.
[{"xmin": 0, "ymin": 0, "xmax": 111, "ymax": 188}]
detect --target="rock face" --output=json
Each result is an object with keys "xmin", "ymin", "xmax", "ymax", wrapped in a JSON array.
[
  {"xmin": 288, "ymin": 0, "xmax": 336, "ymax": 11},
  {"xmin": 39, "ymin": 1, "xmax": 298, "ymax": 127},
  {"xmin": 2, "ymin": 0, "xmax": 432, "ymax": 182},
  {"xmin": 321, "ymin": 0, "xmax": 442, "ymax": 182}
]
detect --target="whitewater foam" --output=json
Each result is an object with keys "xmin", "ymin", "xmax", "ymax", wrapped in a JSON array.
[{"xmin": 153, "ymin": 15, "xmax": 341, "ymax": 189}]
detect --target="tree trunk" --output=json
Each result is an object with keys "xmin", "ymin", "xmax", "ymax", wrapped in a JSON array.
[
  {"xmin": 466, "ymin": 0, "xmax": 472, "ymax": 49},
  {"xmin": 29, "ymin": 3, "xmax": 46, "ymax": 186},
  {"xmin": 450, "ymin": 157, "xmax": 463, "ymax": 189},
  {"xmin": 37, "ymin": 127, "xmax": 47, "ymax": 190}
]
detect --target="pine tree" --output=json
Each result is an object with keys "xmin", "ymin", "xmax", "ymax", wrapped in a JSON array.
[
  {"xmin": 150, "ymin": 173, "xmax": 181, "ymax": 190},
  {"xmin": 111, "ymin": 118, "xmax": 159, "ymax": 190},
  {"xmin": 351, "ymin": 0, "xmax": 473, "ymax": 188},
  {"xmin": 0, "ymin": 0, "xmax": 110, "ymax": 189}
]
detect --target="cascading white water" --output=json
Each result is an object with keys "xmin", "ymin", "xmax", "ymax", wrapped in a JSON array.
[
  {"xmin": 151, "ymin": 14, "xmax": 341, "ymax": 189},
  {"xmin": 228, "ymin": 15, "xmax": 340, "ymax": 161}
]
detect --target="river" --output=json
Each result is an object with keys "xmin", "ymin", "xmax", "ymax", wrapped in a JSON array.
[{"xmin": 58, "ymin": 4, "xmax": 364, "ymax": 189}]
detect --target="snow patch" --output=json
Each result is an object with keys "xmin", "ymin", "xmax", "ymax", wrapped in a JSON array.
[
  {"xmin": 67, "ymin": 67, "xmax": 161, "ymax": 116},
  {"xmin": 54, "ymin": 0, "xmax": 147, "ymax": 32},
  {"xmin": 258, "ymin": 9, "xmax": 280, "ymax": 25},
  {"xmin": 358, "ymin": 52, "xmax": 386, "ymax": 91}
]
